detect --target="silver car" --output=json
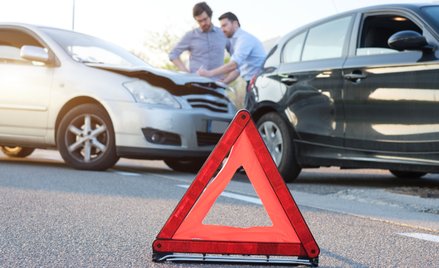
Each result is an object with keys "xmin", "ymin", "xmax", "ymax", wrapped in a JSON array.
[{"xmin": 0, "ymin": 23, "xmax": 236, "ymax": 172}]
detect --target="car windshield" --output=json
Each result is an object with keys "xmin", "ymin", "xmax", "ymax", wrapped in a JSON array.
[
  {"xmin": 421, "ymin": 6, "xmax": 439, "ymax": 33},
  {"xmin": 41, "ymin": 27, "xmax": 149, "ymax": 67}
]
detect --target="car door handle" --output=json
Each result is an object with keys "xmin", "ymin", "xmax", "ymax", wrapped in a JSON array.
[
  {"xmin": 344, "ymin": 72, "xmax": 367, "ymax": 83},
  {"xmin": 280, "ymin": 75, "xmax": 298, "ymax": 85}
]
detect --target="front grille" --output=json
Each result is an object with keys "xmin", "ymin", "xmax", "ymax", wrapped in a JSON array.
[
  {"xmin": 197, "ymin": 132, "xmax": 222, "ymax": 146},
  {"xmin": 186, "ymin": 97, "xmax": 229, "ymax": 113}
]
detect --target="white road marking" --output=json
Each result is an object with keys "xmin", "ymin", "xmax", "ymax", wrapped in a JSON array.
[
  {"xmin": 111, "ymin": 170, "xmax": 141, "ymax": 176},
  {"xmin": 209, "ymin": 193, "xmax": 439, "ymax": 240},
  {"xmin": 177, "ymin": 184, "xmax": 262, "ymax": 205},
  {"xmin": 398, "ymin": 233, "xmax": 439, "ymax": 243}
]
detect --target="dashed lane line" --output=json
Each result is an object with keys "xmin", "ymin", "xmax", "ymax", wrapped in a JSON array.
[
  {"xmin": 177, "ymin": 184, "xmax": 262, "ymax": 205},
  {"xmin": 110, "ymin": 170, "xmax": 142, "ymax": 176},
  {"xmin": 111, "ymin": 171, "xmax": 439, "ymax": 242},
  {"xmin": 398, "ymin": 233, "xmax": 439, "ymax": 243},
  {"xmin": 177, "ymin": 185, "xmax": 439, "ymax": 244}
]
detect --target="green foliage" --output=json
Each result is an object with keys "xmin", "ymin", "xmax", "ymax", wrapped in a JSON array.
[
  {"xmin": 132, "ymin": 30, "xmax": 182, "ymax": 69},
  {"xmin": 161, "ymin": 62, "xmax": 180, "ymax": 71}
]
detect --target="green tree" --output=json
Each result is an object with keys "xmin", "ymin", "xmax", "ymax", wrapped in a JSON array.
[{"xmin": 132, "ymin": 30, "xmax": 183, "ymax": 70}]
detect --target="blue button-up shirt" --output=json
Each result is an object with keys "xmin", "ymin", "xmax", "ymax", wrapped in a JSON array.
[
  {"xmin": 169, "ymin": 26, "xmax": 229, "ymax": 80},
  {"xmin": 230, "ymin": 28, "xmax": 266, "ymax": 81}
]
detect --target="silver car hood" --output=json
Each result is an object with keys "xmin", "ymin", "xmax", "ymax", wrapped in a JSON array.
[
  {"xmin": 137, "ymin": 66, "xmax": 218, "ymax": 85},
  {"xmin": 87, "ymin": 64, "xmax": 230, "ymax": 99},
  {"xmin": 88, "ymin": 64, "xmax": 223, "ymax": 86}
]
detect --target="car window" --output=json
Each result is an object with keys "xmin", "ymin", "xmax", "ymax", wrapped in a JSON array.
[
  {"xmin": 302, "ymin": 15, "xmax": 353, "ymax": 61},
  {"xmin": 421, "ymin": 6, "xmax": 439, "ymax": 33},
  {"xmin": 0, "ymin": 29, "xmax": 44, "ymax": 64},
  {"xmin": 282, "ymin": 31, "xmax": 306, "ymax": 63},
  {"xmin": 357, "ymin": 14, "xmax": 422, "ymax": 56},
  {"xmin": 0, "ymin": 45, "xmax": 21, "ymax": 61},
  {"xmin": 263, "ymin": 44, "xmax": 279, "ymax": 68}
]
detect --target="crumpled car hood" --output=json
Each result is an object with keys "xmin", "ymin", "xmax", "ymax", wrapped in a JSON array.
[{"xmin": 88, "ymin": 64, "xmax": 228, "ymax": 97}]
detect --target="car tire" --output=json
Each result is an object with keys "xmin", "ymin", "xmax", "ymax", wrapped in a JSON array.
[
  {"xmin": 164, "ymin": 158, "xmax": 205, "ymax": 173},
  {"xmin": 0, "ymin": 146, "xmax": 35, "ymax": 158},
  {"xmin": 56, "ymin": 103, "xmax": 119, "ymax": 170},
  {"xmin": 389, "ymin": 170, "xmax": 426, "ymax": 179},
  {"xmin": 257, "ymin": 112, "xmax": 301, "ymax": 182}
]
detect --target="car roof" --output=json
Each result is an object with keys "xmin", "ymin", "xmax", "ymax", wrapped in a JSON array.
[
  {"xmin": 0, "ymin": 22, "xmax": 72, "ymax": 33},
  {"xmin": 350, "ymin": 2, "xmax": 433, "ymax": 11},
  {"xmin": 0, "ymin": 22, "xmax": 42, "ymax": 30},
  {"xmin": 275, "ymin": 3, "xmax": 437, "ymax": 46}
]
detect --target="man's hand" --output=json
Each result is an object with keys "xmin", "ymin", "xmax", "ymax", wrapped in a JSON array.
[
  {"xmin": 197, "ymin": 61, "xmax": 238, "ymax": 82},
  {"xmin": 197, "ymin": 67, "xmax": 211, "ymax": 77}
]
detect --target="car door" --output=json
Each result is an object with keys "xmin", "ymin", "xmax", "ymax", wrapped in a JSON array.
[
  {"xmin": 0, "ymin": 27, "xmax": 53, "ymax": 143},
  {"xmin": 342, "ymin": 11, "xmax": 439, "ymax": 160},
  {"xmin": 277, "ymin": 14, "xmax": 354, "ymax": 149}
]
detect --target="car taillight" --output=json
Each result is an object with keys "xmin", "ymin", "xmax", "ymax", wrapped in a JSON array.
[{"xmin": 247, "ymin": 75, "xmax": 257, "ymax": 92}]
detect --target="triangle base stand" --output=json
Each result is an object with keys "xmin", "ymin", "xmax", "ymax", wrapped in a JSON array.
[
  {"xmin": 151, "ymin": 110, "xmax": 320, "ymax": 266},
  {"xmin": 153, "ymin": 252, "xmax": 318, "ymax": 267}
]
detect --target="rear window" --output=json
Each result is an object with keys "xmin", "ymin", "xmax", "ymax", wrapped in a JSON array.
[
  {"xmin": 302, "ymin": 15, "xmax": 353, "ymax": 61},
  {"xmin": 282, "ymin": 32, "xmax": 306, "ymax": 63}
]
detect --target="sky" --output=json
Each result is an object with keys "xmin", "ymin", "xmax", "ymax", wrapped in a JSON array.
[{"xmin": 0, "ymin": 0, "xmax": 435, "ymax": 65}]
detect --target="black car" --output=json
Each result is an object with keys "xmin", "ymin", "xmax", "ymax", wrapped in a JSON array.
[{"xmin": 246, "ymin": 3, "xmax": 439, "ymax": 182}]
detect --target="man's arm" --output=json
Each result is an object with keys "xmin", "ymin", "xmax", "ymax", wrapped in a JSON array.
[
  {"xmin": 222, "ymin": 69, "xmax": 240, "ymax": 84},
  {"xmin": 169, "ymin": 32, "xmax": 191, "ymax": 72},
  {"xmin": 171, "ymin": 57, "xmax": 189, "ymax": 72},
  {"xmin": 197, "ymin": 60, "xmax": 237, "ymax": 78}
]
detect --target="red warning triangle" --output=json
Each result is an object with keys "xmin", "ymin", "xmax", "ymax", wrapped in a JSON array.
[{"xmin": 152, "ymin": 110, "xmax": 319, "ymax": 264}]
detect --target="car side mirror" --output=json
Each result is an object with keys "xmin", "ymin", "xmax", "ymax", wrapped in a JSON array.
[
  {"xmin": 387, "ymin": 30, "xmax": 430, "ymax": 51},
  {"xmin": 20, "ymin": 45, "xmax": 49, "ymax": 63}
]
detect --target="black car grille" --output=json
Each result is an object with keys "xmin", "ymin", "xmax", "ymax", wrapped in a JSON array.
[{"xmin": 186, "ymin": 97, "xmax": 229, "ymax": 113}]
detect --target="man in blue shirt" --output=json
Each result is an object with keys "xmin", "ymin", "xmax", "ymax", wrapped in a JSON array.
[
  {"xmin": 169, "ymin": 2, "xmax": 229, "ymax": 80},
  {"xmin": 197, "ymin": 12, "xmax": 266, "ymax": 85}
]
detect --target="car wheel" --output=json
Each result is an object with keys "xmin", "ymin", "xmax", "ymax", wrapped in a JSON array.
[
  {"xmin": 389, "ymin": 170, "xmax": 426, "ymax": 179},
  {"xmin": 0, "ymin": 146, "xmax": 35, "ymax": 158},
  {"xmin": 164, "ymin": 158, "xmax": 205, "ymax": 173},
  {"xmin": 57, "ymin": 104, "xmax": 119, "ymax": 170},
  {"xmin": 257, "ymin": 112, "xmax": 301, "ymax": 182}
]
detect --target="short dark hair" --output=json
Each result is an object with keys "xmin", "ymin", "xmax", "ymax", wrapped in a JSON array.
[
  {"xmin": 218, "ymin": 12, "xmax": 240, "ymax": 27},
  {"xmin": 193, "ymin": 2, "xmax": 212, "ymax": 18}
]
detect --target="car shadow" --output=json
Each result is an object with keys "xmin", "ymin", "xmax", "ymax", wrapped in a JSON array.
[
  {"xmin": 231, "ymin": 168, "xmax": 439, "ymax": 198},
  {"xmin": 2, "ymin": 156, "xmax": 439, "ymax": 199},
  {"xmin": 0, "ymin": 157, "xmax": 179, "ymax": 200}
]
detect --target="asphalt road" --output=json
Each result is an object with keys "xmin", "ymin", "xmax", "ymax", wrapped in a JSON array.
[{"xmin": 0, "ymin": 150, "xmax": 438, "ymax": 267}]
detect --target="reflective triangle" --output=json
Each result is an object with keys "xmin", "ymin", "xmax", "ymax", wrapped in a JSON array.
[
  {"xmin": 152, "ymin": 110, "xmax": 319, "ymax": 260},
  {"xmin": 173, "ymin": 128, "xmax": 299, "ymax": 242}
]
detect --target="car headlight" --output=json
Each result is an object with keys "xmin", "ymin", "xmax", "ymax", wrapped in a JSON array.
[{"xmin": 123, "ymin": 80, "xmax": 181, "ymax": 109}]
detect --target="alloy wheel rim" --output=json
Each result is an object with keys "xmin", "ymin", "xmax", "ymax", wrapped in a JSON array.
[
  {"xmin": 258, "ymin": 121, "xmax": 283, "ymax": 166},
  {"xmin": 65, "ymin": 114, "xmax": 109, "ymax": 162}
]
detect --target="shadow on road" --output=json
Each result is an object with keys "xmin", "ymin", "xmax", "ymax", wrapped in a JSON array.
[
  {"xmin": 1, "ymin": 154, "xmax": 439, "ymax": 199},
  {"xmin": 231, "ymin": 168, "xmax": 439, "ymax": 198}
]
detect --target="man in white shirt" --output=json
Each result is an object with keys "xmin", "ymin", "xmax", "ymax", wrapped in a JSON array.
[{"xmin": 197, "ymin": 12, "xmax": 266, "ymax": 86}]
